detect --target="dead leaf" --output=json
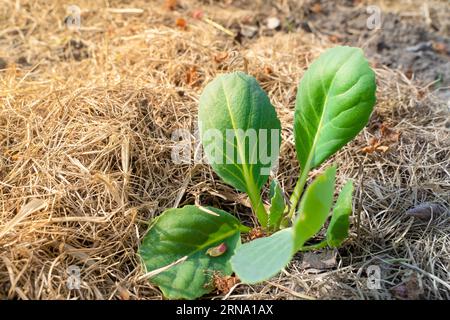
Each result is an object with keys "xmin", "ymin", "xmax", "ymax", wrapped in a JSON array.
[
  {"xmin": 116, "ymin": 284, "xmax": 131, "ymax": 300},
  {"xmin": 311, "ymin": 3, "xmax": 322, "ymax": 14},
  {"xmin": 405, "ymin": 67, "xmax": 414, "ymax": 79},
  {"xmin": 328, "ymin": 35, "xmax": 342, "ymax": 43},
  {"xmin": 377, "ymin": 145, "xmax": 389, "ymax": 152},
  {"xmin": 391, "ymin": 273, "xmax": 423, "ymax": 300},
  {"xmin": 213, "ymin": 274, "xmax": 239, "ymax": 295},
  {"xmin": 361, "ymin": 138, "xmax": 381, "ymax": 153},
  {"xmin": 214, "ymin": 52, "xmax": 228, "ymax": 63},
  {"xmin": 380, "ymin": 123, "xmax": 400, "ymax": 144},
  {"xmin": 248, "ymin": 227, "xmax": 266, "ymax": 240},
  {"xmin": 361, "ymin": 123, "xmax": 400, "ymax": 153},
  {"xmin": 206, "ymin": 243, "xmax": 227, "ymax": 257},
  {"xmin": 263, "ymin": 66, "xmax": 273, "ymax": 75},
  {"xmin": 175, "ymin": 18, "xmax": 187, "ymax": 30},
  {"xmin": 360, "ymin": 145, "xmax": 377, "ymax": 153},
  {"xmin": 185, "ymin": 66, "xmax": 197, "ymax": 85},
  {"xmin": 432, "ymin": 41, "xmax": 447, "ymax": 55},
  {"xmin": 164, "ymin": 0, "xmax": 177, "ymax": 11},
  {"xmin": 417, "ymin": 89, "xmax": 426, "ymax": 99},
  {"xmin": 406, "ymin": 202, "xmax": 447, "ymax": 220},
  {"xmin": 301, "ymin": 250, "xmax": 337, "ymax": 270},
  {"xmin": 192, "ymin": 9, "xmax": 204, "ymax": 20},
  {"xmin": 240, "ymin": 15, "xmax": 253, "ymax": 24}
]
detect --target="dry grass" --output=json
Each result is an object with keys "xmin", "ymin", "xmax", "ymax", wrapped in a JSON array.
[{"xmin": 0, "ymin": 0, "xmax": 449, "ymax": 300}]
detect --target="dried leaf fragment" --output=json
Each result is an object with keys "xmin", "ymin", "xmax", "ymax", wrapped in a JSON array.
[
  {"xmin": 360, "ymin": 144, "xmax": 388, "ymax": 153},
  {"xmin": 175, "ymin": 18, "xmax": 187, "ymax": 30},
  {"xmin": 328, "ymin": 35, "xmax": 343, "ymax": 43},
  {"xmin": 116, "ymin": 284, "xmax": 131, "ymax": 300},
  {"xmin": 206, "ymin": 243, "xmax": 227, "ymax": 257},
  {"xmin": 192, "ymin": 9, "xmax": 204, "ymax": 20},
  {"xmin": 391, "ymin": 273, "xmax": 423, "ymax": 300},
  {"xmin": 380, "ymin": 123, "xmax": 400, "ymax": 144},
  {"xmin": 311, "ymin": 3, "xmax": 322, "ymax": 14},
  {"xmin": 214, "ymin": 52, "xmax": 228, "ymax": 63},
  {"xmin": 248, "ymin": 227, "xmax": 265, "ymax": 240},
  {"xmin": 406, "ymin": 202, "xmax": 447, "ymax": 220},
  {"xmin": 164, "ymin": 0, "xmax": 177, "ymax": 11},
  {"xmin": 185, "ymin": 66, "xmax": 198, "ymax": 86},
  {"xmin": 361, "ymin": 123, "xmax": 400, "ymax": 153},
  {"xmin": 263, "ymin": 66, "xmax": 273, "ymax": 75},
  {"xmin": 432, "ymin": 41, "xmax": 447, "ymax": 55},
  {"xmin": 300, "ymin": 250, "xmax": 337, "ymax": 270},
  {"xmin": 213, "ymin": 274, "xmax": 239, "ymax": 295}
]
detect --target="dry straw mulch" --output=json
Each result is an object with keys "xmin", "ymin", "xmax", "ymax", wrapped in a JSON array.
[{"xmin": 0, "ymin": 0, "xmax": 449, "ymax": 299}]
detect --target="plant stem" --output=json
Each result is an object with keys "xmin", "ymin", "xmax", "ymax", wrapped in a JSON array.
[
  {"xmin": 287, "ymin": 169, "xmax": 308, "ymax": 220},
  {"xmin": 287, "ymin": 145, "xmax": 317, "ymax": 221},
  {"xmin": 248, "ymin": 189, "xmax": 268, "ymax": 228},
  {"xmin": 299, "ymin": 239, "xmax": 328, "ymax": 251},
  {"xmin": 245, "ymin": 176, "xmax": 268, "ymax": 228}
]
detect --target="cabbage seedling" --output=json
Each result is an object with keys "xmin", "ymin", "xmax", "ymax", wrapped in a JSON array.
[
  {"xmin": 229, "ymin": 46, "xmax": 375, "ymax": 283},
  {"xmin": 139, "ymin": 46, "xmax": 376, "ymax": 297}
]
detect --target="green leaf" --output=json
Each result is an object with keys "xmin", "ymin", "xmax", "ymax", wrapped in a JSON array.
[
  {"xmin": 198, "ymin": 72, "xmax": 281, "ymax": 227},
  {"xmin": 138, "ymin": 205, "xmax": 243, "ymax": 300},
  {"xmin": 293, "ymin": 165, "xmax": 336, "ymax": 251},
  {"xmin": 294, "ymin": 46, "xmax": 376, "ymax": 172},
  {"xmin": 326, "ymin": 180, "xmax": 353, "ymax": 247},
  {"xmin": 231, "ymin": 228, "xmax": 294, "ymax": 284},
  {"xmin": 268, "ymin": 180, "xmax": 285, "ymax": 229}
]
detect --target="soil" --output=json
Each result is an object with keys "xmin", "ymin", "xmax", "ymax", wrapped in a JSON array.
[
  {"xmin": 226, "ymin": 0, "xmax": 450, "ymax": 100},
  {"xmin": 297, "ymin": 1, "xmax": 450, "ymax": 100}
]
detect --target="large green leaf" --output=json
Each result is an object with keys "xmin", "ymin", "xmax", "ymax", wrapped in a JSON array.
[
  {"xmin": 326, "ymin": 180, "xmax": 353, "ymax": 247},
  {"xmin": 138, "ymin": 205, "xmax": 244, "ymax": 299},
  {"xmin": 231, "ymin": 228, "xmax": 294, "ymax": 284},
  {"xmin": 293, "ymin": 165, "xmax": 336, "ymax": 251},
  {"xmin": 294, "ymin": 46, "xmax": 376, "ymax": 171},
  {"xmin": 198, "ymin": 72, "xmax": 281, "ymax": 227},
  {"xmin": 268, "ymin": 180, "xmax": 285, "ymax": 230}
]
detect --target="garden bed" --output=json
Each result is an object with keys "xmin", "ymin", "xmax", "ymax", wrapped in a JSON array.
[{"xmin": 0, "ymin": 0, "xmax": 449, "ymax": 299}]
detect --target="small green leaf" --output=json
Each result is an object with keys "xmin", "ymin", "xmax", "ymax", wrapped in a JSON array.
[
  {"xmin": 198, "ymin": 72, "xmax": 281, "ymax": 227},
  {"xmin": 268, "ymin": 180, "xmax": 285, "ymax": 229},
  {"xmin": 326, "ymin": 180, "xmax": 353, "ymax": 247},
  {"xmin": 293, "ymin": 165, "xmax": 336, "ymax": 251},
  {"xmin": 294, "ymin": 46, "xmax": 376, "ymax": 172},
  {"xmin": 138, "ymin": 205, "xmax": 243, "ymax": 300},
  {"xmin": 231, "ymin": 228, "xmax": 294, "ymax": 284}
]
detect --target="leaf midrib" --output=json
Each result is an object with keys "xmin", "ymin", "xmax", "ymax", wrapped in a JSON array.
[
  {"xmin": 220, "ymin": 78, "xmax": 251, "ymax": 183},
  {"xmin": 150, "ymin": 225, "xmax": 240, "ymax": 262}
]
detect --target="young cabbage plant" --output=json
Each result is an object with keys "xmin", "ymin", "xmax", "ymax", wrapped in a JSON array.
[
  {"xmin": 231, "ymin": 46, "xmax": 375, "ymax": 283},
  {"xmin": 139, "ymin": 46, "xmax": 376, "ymax": 298}
]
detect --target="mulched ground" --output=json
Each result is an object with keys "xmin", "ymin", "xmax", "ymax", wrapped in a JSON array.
[{"xmin": 0, "ymin": 0, "xmax": 449, "ymax": 300}]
